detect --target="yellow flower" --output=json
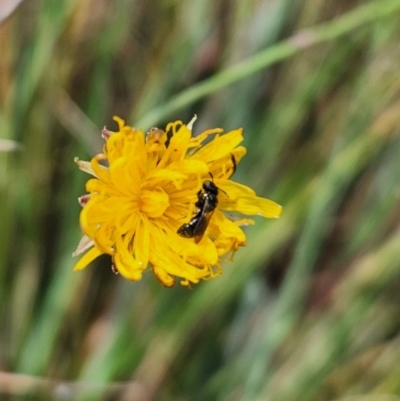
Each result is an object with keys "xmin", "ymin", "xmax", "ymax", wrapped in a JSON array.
[{"xmin": 73, "ymin": 116, "xmax": 282, "ymax": 287}]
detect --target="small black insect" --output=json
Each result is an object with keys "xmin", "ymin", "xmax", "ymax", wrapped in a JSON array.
[
  {"xmin": 177, "ymin": 154, "xmax": 236, "ymax": 243},
  {"xmin": 177, "ymin": 180, "xmax": 219, "ymax": 243}
]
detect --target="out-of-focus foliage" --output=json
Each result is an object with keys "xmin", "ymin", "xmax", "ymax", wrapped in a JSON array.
[{"xmin": 1, "ymin": 0, "xmax": 400, "ymax": 400}]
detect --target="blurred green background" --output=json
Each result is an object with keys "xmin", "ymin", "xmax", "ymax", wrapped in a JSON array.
[{"xmin": 2, "ymin": 0, "xmax": 400, "ymax": 400}]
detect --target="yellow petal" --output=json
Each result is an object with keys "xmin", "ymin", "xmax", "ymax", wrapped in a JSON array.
[
  {"xmin": 211, "ymin": 210, "xmax": 247, "ymax": 245},
  {"xmin": 110, "ymin": 157, "xmax": 141, "ymax": 196},
  {"xmin": 118, "ymin": 210, "xmax": 139, "ymax": 236},
  {"xmin": 73, "ymin": 247, "xmax": 102, "ymax": 271},
  {"xmin": 90, "ymin": 154, "xmax": 112, "ymax": 185},
  {"xmin": 114, "ymin": 252, "xmax": 143, "ymax": 281},
  {"xmin": 140, "ymin": 188, "xmax": 170, "ymax": 218},
  {"xmin": 206, "ymin": 147, "xmax": 245, "ymax": 179},
  {"xmin": 191, "ymin": 128, "xmax": 243, "ymax": 162},
  {"xmin": 217, "ymin": 180, "xmax": 256, "ymax": 197},
  {"xmin": 74, "ymin": 158, "xmax": 98, "ymax": 177},
  {"xmin": 146, "ymin": 169, "xmax": 187, "ymax": 189},
  {"xmin": 221, "ymin": 195, "xmax": 282, "ymax": 218},
  {"xmin": 93, "ymin": 224, "xmax": 115, "ymax": 255},
  {"xmin": 112, "ymin": 115, "xmax": 126, "ymax": 131},
  {"xmin": 187, "ymin": 128, "xmax": 224, "ymax": 151},
  {"xmin": 134, "ymin": 216, "xmax": 150, "ymax": 268},
  {"xmin": 149, "ymin": 226, "xmax": 208, "ymax": 283},
  {"xmin": 152, "ymin": 265, "xmax": 176, "ymax": 287},
  {"xmin": 168, "ymin": 159, "xmax": 209, "ymax": 175},
  {"xmin": 157, "ymin": 121, "xmax": 191, "ymax": 167}
]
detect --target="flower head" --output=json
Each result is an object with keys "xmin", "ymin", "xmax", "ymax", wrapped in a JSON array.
[{"xmin": 73, "ymin": 116, "xmax": 282, "ymax": 287}]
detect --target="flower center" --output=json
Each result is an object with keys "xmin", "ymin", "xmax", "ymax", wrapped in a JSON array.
[{"xmin": 140, "ymin": 188, "xmax": 170, "ymax": 218}]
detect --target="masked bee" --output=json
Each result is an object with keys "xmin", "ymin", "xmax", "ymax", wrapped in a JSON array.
[
  {"xmin": 177, "ymin": 155, "xmax": 236, "ymax": 243},
  {"xmin": 177, "ymin": 180, "xmax": 219, "ymax": 243}
]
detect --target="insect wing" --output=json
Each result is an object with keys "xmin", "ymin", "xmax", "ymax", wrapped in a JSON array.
[
  {"xmin": 193, "ymin": 203, "xmax": 215, "ymax": 243},
  {"xmin": 177, "ymin": 222, "xmax": 195, "ymax": 238}
]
